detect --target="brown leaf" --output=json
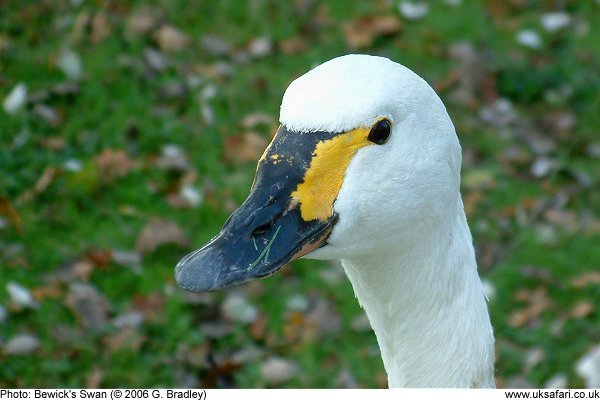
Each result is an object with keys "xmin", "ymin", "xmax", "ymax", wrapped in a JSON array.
[
  {"xmin": 45, "ymin": 259, "xmax": 94, "ymax": 284},
  {"xmin": 17, "ymin": 166, "xmax": 59, "ymax": 204},
  {"xmin": 66, "ymin": 283, "xmax": 110, "ymax": 331},
  {"xmin": 570, "ymin": 301, "xmax": 594, "ymax": 319},
  {"xmin": 284, "ymin": 311, "xmax": 306, "ymax": 343},
  {"xmin": 544, "ymin": 208, "xmax": 578, "ymax": 231},
  {"xmin": 87, "ymin": 248, "xmax": 113, "ymax": 268},
  {"xmin": 343, "ymin": 15, "xmax": 402, "ymax": 49},
  {"xmin": 36, "ymin": 135, "xmax": 66, "ymax": 150},
  {"xmin": 0, "ymin": 197, "xmax": 22, "ymax": 232},
  {"xmin": 571, "ymin": 272, "xmax": 600, "ymax": 288},
  {"xmin": 94, "ymin": 149, "xmax": 134, "ymax": 181},
  {"xmin": 509, "ymin": 287, "xmax": 553, "ymax": 327},
  {"xmin": 104, "ymin": 326, "xmax": 145, "ymax": 352},
  {"xmin": 240, "ymin": 113, "xmax": 275, "ymax": 129},
  {"xmin": 127, "ymin": 8, "xmax": 159, "ymax": 36},
  {"xmin": 223, "ymin": 132, "xmax": 268, "ymax": 163},
  {"xmin": 31, "ymin": 283, "xmax": 63, "ymax": 301},
  {"xmin": 249, "ymin": 314, "xmax": 268, "ymax": 341},
  {"xmin": 201, "ymin": 358, "xmax": 241, "ymax": 388},
  {"xmin": 153, "ymin": 25, "xmax": 190, "ymax": 52},
  {"xmin": 85, "ymin": 367, "xmax": 104, "ymax": 389},
  {"xmin": 132, "ymin": 292, "xmax": 165, "ymax": 323},
  {"xmin": 278, "ymin": 36, "xmax": 309, "ymax": 55},
  {"xmin": 74, "ymin": 259, "xmax": 94, "ymax": 281},
  {"xmin": 91, "ymin": 12, "xmax": 111, "ymax": 44},
  {"xmin": 135, "ymin": 218, "xmax": 190, "ymax": 254}
]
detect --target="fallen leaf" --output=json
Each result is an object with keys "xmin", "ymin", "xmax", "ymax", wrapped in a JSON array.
[
  {"xmin": 104, "ymin": 326, "xmax": 145, "ymax": 352},
  {"xmin": 201, "ymin": 35, "xmax": 232, "ymax": 56},
  {"xmin": 51, "ymin": 324, "xmax": 85, "ymax": 347},
  {"xmin": 4, "ymin": 334, "xmax": 40, "ymax": 355},
  {"xmin": 45, "ymin": 259, "xmax": 94, "ymax": 283},
  {"xmin": 221, "ymin": 294, "xmax": 258, "ymax": 325},
  {"xmin": 285, "ymin": 293, "xmax": 309, "ymax": 312},
  {"xmin": 201, "ymin": 357, "xmax": 241, "ymax": 388},
  {"xmin": 36, "ymin": 135, "xmax": 65, "ymax": 150},
  {"xmin": 540, "ymin": 11, "xmax": 571, "ymax": 32},
  {"xmin": 144, "ymin": 47, "xmax": 168, "ymax": 72},
  {"xmin": 153, "ymin": 25, "xmax": 190, "ymax": 52},
  {"xmin": 127, "ymin": 7, "xmax": 159, "ymax": 36},
  {"xmin": 247, "ymin": 37, "xmax": 273, "ymax": 58},
  {"xmin": 6, "ymin": 281, "xmax": 39, "ymax": 309},
  {"xmin": 260, "ymin": 357, "xmax": 299, "ymax": 386},
  {"xmin": 544, "ymin": 373, "xmax": 567, "ymax": 389},
  {"xmin": 91, "ymin": 12, "xmax": 111, "ymax": 43},
  {"xmin": 509, "ymin": 287, "xmax": 553, "ymax": 327},
  {"xmin": 167, "ymin": 184, "xmax": 203, "ymax": 209},
  {"xmin": 343, "ymin": 15, "xmax": 402, "ymax": 49},
  {"xmin": 132, "ymin": 292, "xmax": 165, "ymax": 322},
  {"xmin": 135, "ymin": 218, "xmax": 189, "ymax": 254},
  {"xmin": 223, "ymin": 132, "xmax": 268, "ymax": 163},
  {"xmin": 524, "ymin": 348, "xmax": 545, "ymax": 373},
  {"xmin": 335, "ymin": 368, "xmax": 359, "ymax": 388},
  {"xmin": 571, "ymin": 272, "xmax": 600, "ymax": 288},
  {"xmin": 516, "ymin": 29, "xmax": 543, "ymax": 49},
  {"xmin": 111, "ymin": 249, "xmax": 142, "ymax": 273},
  {"xmin": 398, "ymin": 1, "xmax": 430, "ymax": 20},
  {"xmin": 463, "ymin": 169, "xmax": 496, "ymax": 190},
  {"xmin": 544, "ymin": 208, "xmax": 577, "ymax": 231},
  {"xmin": 479, "ymin": 98, "xmax": 516, "ymax": 127},
  {"xmin": 576, "ymin": 345, "xmax": 600, "ymax": 388},
  {"xmin": 3, "ymin": 82, "xmax": 27, "ymax": 115},
  {"xmin": 199, "ymin": 321, "xmax": 233, "ymax": 339},
  {"xmin": 57, "ymin": 47, "xmax": 84, "ymax": 80},
  {"xmin": 87, "ymin": 248, "xmax": 113, "ymax": 268},
  {"xmin": 284, "ymin": 311, "xmax": 306, "ymax": 343},
  {"xmin": 94, "ymin": 148, "xmax": 135, "ymax": 181},
  {"xmin": 177, "ymin": 343, "xmax": 210, "ymax": 369},
  {"xmin": 305, "ymin": 296, "xmax": 342, "ymax": 339},
  {"xmin": 69, "ymin": 10, "xmax": 90, "ymax": 44},
  {"xmin": 66, "ymin": 283, "xmax": 110, "ymax": 331},
  {"xmin": 249, "ymin": 314, "xmax": 268, "ymax": 340},
  {"xmin": 154, "ymin": 144, "xmax": 191, "ymax": 172},
  {"xmin": 570, "ymin": 302, "xmax": 594, "ymax": 319},
  {"xmin": 240, "ymin": 112, "xmax": 275, "ymax": 129},
  {"xmin": 85, "ymin": 367, "xmax": 104, "ymax": 389},
  {"xmin": 17, "ymin": 166, "xmax": 59, "ymax": 204},
  {"xmin": 31, "ymin": 283, "xmax": 63, "ymax": 301},
  {"xmin": 113, "ymin": 311, "xmax": 144, "ymax": 329},
  {"xmin": 278, "ymin": 36, "xmax": 308, "ymax": 55},
  {"xmin": 0, "ymin": 197, "xmax": 22, "ymax": 232}
]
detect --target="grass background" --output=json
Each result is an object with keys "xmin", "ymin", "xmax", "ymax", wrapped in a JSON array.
[{"xmin": 1, "ymin": 0, "xmax": 600, "ymax": 388}]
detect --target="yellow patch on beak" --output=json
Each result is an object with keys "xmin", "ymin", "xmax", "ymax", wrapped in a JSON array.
[{"xmin": 292, "ymin": 127, "xmax": 372, "ymax": 221}]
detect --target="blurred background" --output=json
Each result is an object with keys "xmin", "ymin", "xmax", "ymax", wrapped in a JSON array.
[{"xmin": 1, "ymin": 0, "xmax": 600, "ymax": 389}]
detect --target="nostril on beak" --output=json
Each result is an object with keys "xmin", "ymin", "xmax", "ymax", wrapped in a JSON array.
[{"xmin": 252, "ymin": 223, "xmax": 272, "ymax": 236}]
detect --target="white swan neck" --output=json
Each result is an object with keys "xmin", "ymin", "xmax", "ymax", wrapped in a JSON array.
[{"xmin": 341, "ymin": 203, "xmax": 495, "ymax": 388}]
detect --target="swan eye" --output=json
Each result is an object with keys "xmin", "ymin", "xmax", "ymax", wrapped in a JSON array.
[{"xmin": 367, "ymin": 119, "xmax": 392, "ymax": 145}]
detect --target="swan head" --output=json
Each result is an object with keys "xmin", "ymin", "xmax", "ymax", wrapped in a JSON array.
[{"xmin": 176, "ymin": 54, "xmax": 463, "ymax": 292}]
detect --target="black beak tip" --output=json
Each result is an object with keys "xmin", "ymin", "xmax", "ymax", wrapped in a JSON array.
[{"xmin": 174, "ymin": 251, "xmax": 222, "ymax": 293}]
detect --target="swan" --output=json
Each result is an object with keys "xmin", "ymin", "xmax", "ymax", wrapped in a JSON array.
[{"xmin": 175, "ymin": 54, "xmax": 495, "ymax": 388}]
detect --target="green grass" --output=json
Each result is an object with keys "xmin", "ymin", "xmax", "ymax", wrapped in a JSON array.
[{"xmin": 1, "ymin": 0, "xmax": 599, "ymax": 388}]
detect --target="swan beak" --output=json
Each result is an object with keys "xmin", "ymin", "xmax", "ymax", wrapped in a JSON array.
[{"xmin": 175, "ymin": 125, "xmax": 348, "ymax": 292}]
